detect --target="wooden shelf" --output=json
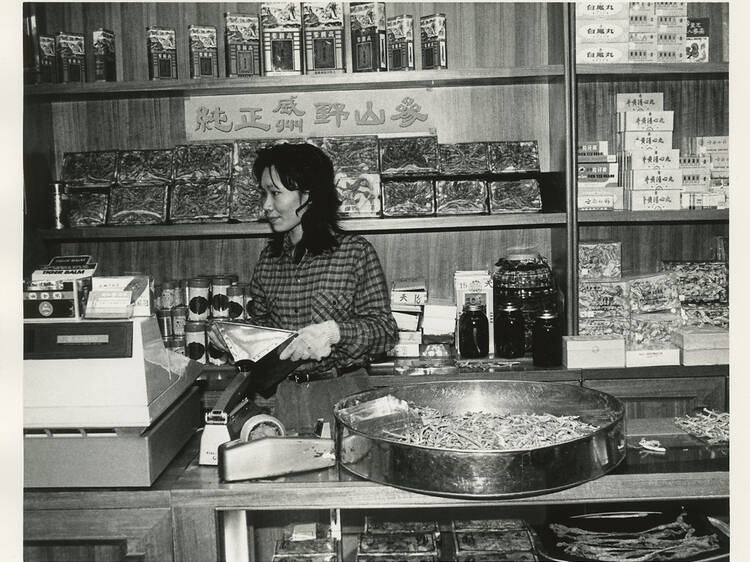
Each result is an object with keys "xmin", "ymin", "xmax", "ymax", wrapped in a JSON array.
[
  {"xmin": 24, "ymin": 66, "xmax": 564, "ymax": 100},
  {"xmin": 582, "ymin": 364, "xmax": 729, "ymax": 381},
  {"xmin": 577, "ymin": 209, "xmax": 728, "ymax": 224},
  {"xmin": 576, "ymin": 62, "xmax": 728, "ymax": 76},
  {"xmin": 38, "ymin": 212, "xmax": 568, "ymax": 241}
]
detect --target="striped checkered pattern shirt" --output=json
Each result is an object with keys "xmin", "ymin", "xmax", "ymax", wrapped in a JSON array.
[{"xmin": 249, "ymin": 233, "xmax": 398, "ymax": 374}]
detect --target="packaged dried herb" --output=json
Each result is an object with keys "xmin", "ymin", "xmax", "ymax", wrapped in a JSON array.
[
  {"xmin": 170, "ymin": 180, "xmax": 230, "ymax": 223},
  {"xmin": 107, "ymin": 183, "xmax": 168, "ymax": 225},
  {"xmin": 173, "ymin": 143, "xmax": 233, "ymax": 182},
  {"xmin": 311, "ymin": 136, "xmax": 379, "ymax": 174},
  {"xmin": 628, "ymin": 312, "xmax": 683, "ymax": 350},
  {"xmin": 358, "ymin": 532, "xmax": 437, "ymax": 555},
  {"xmin": 438, "ymin": 142, "xmax": 489, "ymax": 174},
  {"xmin": 578, "ymin": 280, "xmax": 629, "ymax": 318},
  {"xmin": 235, "ymin": 139, "xmax": 267, "ymax": 170},
  {"xmin": 435, "ymin": 180, "xmax": 488, "ymax": 215},
  {"xmin": 627, "ymin": 272, "xmax": 680, "ymax": 313},
  {"xmin": 578, "ymin": 241, "xmax": 622, "ymax": 280},
  {"xmin": 382, "ymin": 180, "xmax": 434, "ymax": 216},
  {"xmin": 488, "ymin": 140, "xmax": 540, "ymax": 172},
  {"xmin": 61, "ymin": 150, "xmax": 118, "ymax": 186},
  {"xmin": 335, "ymin": 173, "xmax": 381, "ymax": 217},
  {"xmin": 660, "ymin": 260, "xmax": 728, "ymax": 304},
  {"xmin": 379, "ymin": 136, "xmax": 438, "ymax": 175},
  {"xmin": 454, "ymin": 530, "xmax": 534, "ymax": 553},
  {"xmin": 229, "ymin": 175, "xmax": 264, "ymax": 222},
  {"xmin": 488, "ymin": 179, "xmax": 542, "ymax": 213},
  {"xmin": 680, "ymin": 303, "xmax": 729, "ymax": 328},
  {"xmin": 117, "ymin": 149, "xmax": 173, "ymax": 185},
  {"xmin": 66, "ymin": 188, "xmax": 109, "ymax": 227},
  {"xmin": 579, "ymin": 316, "xmax": 629, "ymax": 337}
]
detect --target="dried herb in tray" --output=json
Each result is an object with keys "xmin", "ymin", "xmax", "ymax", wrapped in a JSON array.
[
  {"xmin": 67, "ymin": 189, "xmax": 109, "ymax": 227},
  {"xmin": 488, "ymin": 179, "xmax": 542, "ymax": 213},
  {"xmin": 578, "ymin": 241, "xmax": 622, "ymax": 280},
  {"xmin": 229, "ymin": 175, "xmax": 264, "ymax": 222},
  {"xmin": 173, "ymin": 143, "xmax": 233, "ymax": 182},
  {"xmin": 488, "ymin": 141, "xmax": 540, "ymax": 172},
  {"xmin": 117, "ymin": 149, "xmax": 173, "ymax": 185},
  {"xmin": 311, "ymin": 136, "xmax": 380, "ymax": 174},
  {"xmin": 435, "ymin": 180, "xmax": 487, "ymax": 214},
  {"xmin": 578, "ymin": 280, "xmax": 629, "ymax": 318},
  {"xmin": 660, "ymin": 260, "xmax": 728, "ymax": 305},
  {"xmin": 627, "ymin": 273, "xmax": 680, "ymax": 313},
  {"xmin": 169, "ymin": 180, "xmax": 230, "ymax": 223},
  {"xmin": 379, "ymin": 136, "xmax": 438, "ymax": 175},
  {"xmin": 107, "ymin": 183, "xmax": 168, "ymax": 225},
  {"xmin": 61, "ymin": 151, "xmax": 118, "ymax": 186},
  {"xmin": 627, "ymin": 312, "xmax": 682, "ymax": 350},
  {"xmin": 382, "ymin": 180, "xmax": 434, "ymax": 216},
  {"xmin": 358, "ymin": 532, "xmax": 437, "ymax": 554},
  {"xmin": 579, "ymin": 317, "xmax": 629, "ymax": 337},
  {"xmin": 680, "ymin": 303, "xmax": 729, "ymax": 328},
  {"xmin": 438, "ymin": 142, "xmax": 489, "ymax": 174}
]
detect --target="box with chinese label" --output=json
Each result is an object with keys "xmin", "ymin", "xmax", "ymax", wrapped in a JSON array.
[
  {"xmin": 629, "ymin": 45, "xmax": 657, "ymax": 63},
  {"xmin": 563, "ymin": 335, "xmax": 626, "ymax": 369},
  {"xmin": 627, "ymin": 169, "xmax": 683, "ymax": 190},
  {"xmin": 617, "ymin": 110, "xmax": 674, "ymax": 132},
  {"xmin": 169, "ymin": 180, "xmax": 231, "ymax": 223},
  {"xmin": 55, "ymin": 32, "xmax": 86, "ymax": 83},
  {"xmin": 189, "ymin": 25, "xmax": 219, "ymax": 78},
  {"xmin": 350, "ymin": 2, "xmax": 387, "ymax": 72},
  {"xmin": 107, "ymin": 184, "xmax": 169, "ymax": 225},
  {"xmin": 629, "ymin": 13, "xmax": 657, "ymax": 34},
  {"xmin": 420, "ymin": 13, "xmax": 447, "ymax": 70},
  {"xmin": 615, "ymin": 92, "xmax": 664, "ymax": 112},
  {"xmin": 261, "ymin": 3, "xmax": 303, "ymax": 76},
  {"xmin": 577, "ymin": 140, "xmax": 614, "ymax": 161},
  {"xmin": 438, "ymin": 142, "xmax": 489, "ymax": 174},
  {"xmin": 147, "ymin": 26, "xmax": 177, "ymax": 79},
  {"xmin": 303, "ymin": 2, "xmax": 345, "ymax": 74},
  {"xmin": 381, "ymin": 180, "xmax": 434, "ymax": 217},
  {"xmin": 61, "ymin": 150, "xmax": 118, "ymax": 187},
  {"xmin": 626, "ymin": 189, "xmax": 681, "ymax": 211},
  {"xmin": 225, "ymin": 13, "xmax": 262, "ymax": 77},
  {"xmin": 656, "ymin": 44, "xmax": 685, "ymax": 63},
  {"xmin": 387, "ymin": 14, "xmax": 415, "ymax": 71},
  {"xmin": 691, "ymin": 136, "xmax": 728, "ymax": 154},
  {"xmin": 579, "ymin": 279, "xmax": 629, "ymax": 318},
  {"xmin": 655, "ymin": 2, "xmax": 687, "ymax": 16},
  {"xmin": 577, "ymin": 43, "xmax": 628, "ymax": 64},
  {"xmin": 436, "ymin": 180, "xmax": 488, "ymax": 215},
  {"xmin": 626, "ymin": 347, "xmax": 680, "ymax": 367},
  {"xmin": 626, "ymin": 148, "xmax": 679, "ymax": 169},
  {"xmin": 579, "ymin": 316, "xmax": 629, "ymax": 338},
  {"xmin": 577, "ymin": 190, "xmax": 615, "ymax": 211},
  {"xmin": 617, "ymin": 131, "xmax": 673, "ymax": 153},
  {"xmin": 576, "ymin": 20, "xmax": 629, "ymax": 43},
  {"xmin": 488, "ymin": 179, "xmax": 542, "ymax": 213},
  {"xmin": 686, "ymin": 17, "xmax": 709, "ymax": 63},
  {"xmin": 38, "ymin": 35, "xmax": 57, "ymax": 83},
  {"xmin": 379, "ymin": 136, "xmax": 438, "ymax": 175},
  {"xmin": 335, "ymin": 172, "xmax": 381, "ymax": 217},
  {"xmin": 92, "ymin": 28, "xmax": 115, "ymax": 81},
  {"xmin": 578, "ymin": 161, "xmax": 618, "ymax": 187},
  {"xmin": 681, "ymin": 168, "xmax": 710, "ymax": 191},
  {"xmin": 629, "ymin": 29, "xmax": 657, "ymax": 45},
  {"xmin": 575, "ymin": 2, "xmax": 629, "ymax": 20}
]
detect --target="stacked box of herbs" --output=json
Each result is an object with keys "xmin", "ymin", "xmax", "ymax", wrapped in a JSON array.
[
  {"xmin": 108, "ymin": 149, "xmax": 172, "ymax": 225},
  {"xmin": 170, "ymin": 143, "xmax": 233, "ymax": 223},
  {"xmin": 61, "ymin": 150, "xmax": 118, "ymax": 227}
]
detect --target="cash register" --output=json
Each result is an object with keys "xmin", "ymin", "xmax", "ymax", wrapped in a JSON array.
[{"xmin": 23, "ymin": 264, "xmax": 202, "ymax": 487}]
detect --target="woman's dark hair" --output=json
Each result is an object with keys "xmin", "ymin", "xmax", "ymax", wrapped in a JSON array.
[{"xmin": 252, "ymin": 142, "xmax": 342, "ymax": 256}]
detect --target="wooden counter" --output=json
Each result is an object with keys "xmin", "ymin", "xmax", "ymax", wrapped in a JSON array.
[{"xmin": 24, "ymin": 418, "xmax": 728, "ymax": 562}]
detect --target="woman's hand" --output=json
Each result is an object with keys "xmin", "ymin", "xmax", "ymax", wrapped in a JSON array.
[{"xmin": 279, "ymin": 320, "xmax": 341, "ymax": 362}]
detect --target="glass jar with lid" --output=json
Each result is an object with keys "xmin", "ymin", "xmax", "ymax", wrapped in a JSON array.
[
  {"xmin": 495, "ymin": 298, "xmax": 525, "ymax": 359},
  {"xmin": 532, "ymin": 308, "xmax": 562, "ymax": 367},
  {"xmin": 458, "ymin": 303, "xmax": 489, "ymax": 359}
]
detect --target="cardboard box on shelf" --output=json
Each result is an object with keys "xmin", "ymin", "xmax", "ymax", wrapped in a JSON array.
[{"xmin": 563, "ymin": 336, "xmax": 626, "ymax": 369}]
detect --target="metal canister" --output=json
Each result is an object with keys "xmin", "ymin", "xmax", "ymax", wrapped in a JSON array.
[
  {"xmin": 458, "ymin": 303, "xmax": 489, "ymax": 359},
  {"xmin": 532, "ymin": 308, "xmax": 562, "ymax": 367},
  {"xmin": 156, "ymin": 308, "xmax": 173, "ymax": 338},
  {"xmin": 52, "ymin": 182, "xmax": 67, "ymax": 229},
  {"xmin": 227, "ymin": 285, "xmax": 245, "ymax": 320},
  {"xmin": 495, "ymin": 298, "xmax": 525, "ymax": 359},
  {"xmin": 210, "ymin": 275, "xmax": 232, "ymax": 318},
  {"xmin": 179, "ymin": 278, "xmax": 189, "ymax": 307},
  {"xmin": 171, "ymin": 304, "xmax": 189, "ymax": 336},
  {"xmin": 184, "ymin": 321, "xmax": 207, "ymax": 363},
  {"xmin": 160, "ymin": 279, "xmax": 179, "ymax": 310},
  {"xmin": 187, "ymin": 277, "xmax": 211, "ymax": 321},
  {"xmin": 172, "ymin": 335, "xmax": 186, "ymax": 355}
]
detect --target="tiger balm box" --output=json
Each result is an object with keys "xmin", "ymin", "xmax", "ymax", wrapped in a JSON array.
[
  {"xmin": 261, "ymin": 3, "xmax": 303, "ymax": 76},
  {"xmin": 350, "ymin": 2, "xmax": 387, "ymax": 72},
  {"xmin": 225, "ymin": 13, "xmax": 262, "ymax": 77},
  {"xmin": 302, "ymin": 2, "xmax": 345, "ymax": 74}
]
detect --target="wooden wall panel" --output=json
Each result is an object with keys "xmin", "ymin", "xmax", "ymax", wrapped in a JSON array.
[
  {"xmin": 59, "ymin": 227, "xmax": 552, "ymax": 300},
  {"xmin": 579, "ymin": 223, "xmax": 728, "ymax": 276},
  {"xmin": 576, "ymin": 76, "xmax": 728, "ymax": 155}
]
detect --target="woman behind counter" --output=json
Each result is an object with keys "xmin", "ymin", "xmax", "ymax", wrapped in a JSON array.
[{"xmin": 248, "ymin": 142, "xmax": 398, "ymax": 435}]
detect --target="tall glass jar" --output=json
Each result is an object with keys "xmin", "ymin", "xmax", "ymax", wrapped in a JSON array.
[
  {"xmin": 458, "ymin": 303, "xmax": 489, "ymax": 359},
  {"xmin": 495, "ymin": 298, "xmax": 525, "ymax": 358},
  {"xmin": 532, "ymin": 308, "xmax": 562, "ymax": 367}
]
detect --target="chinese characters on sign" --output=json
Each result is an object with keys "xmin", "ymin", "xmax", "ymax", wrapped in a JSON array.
[{"xmin": 185, "ymin": 89, "xmax": 435, "ymax": 141}]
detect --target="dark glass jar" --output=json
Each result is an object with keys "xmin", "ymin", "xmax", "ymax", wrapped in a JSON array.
[
  {"xmin": 458, "ymin": 303, "xmax": 489, "ymax": 359},
  {"xmin": 495, "ymin": 298, "xmax": 525, "ymax": 358},
  {"xmin": 532, "ymin": 308, "xmax": 563, "ymax": 367}
]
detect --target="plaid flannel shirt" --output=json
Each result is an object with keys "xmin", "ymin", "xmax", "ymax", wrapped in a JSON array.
[{"xmin": 249, "ymin": 233, "xmax": 398, "ymax": 374}]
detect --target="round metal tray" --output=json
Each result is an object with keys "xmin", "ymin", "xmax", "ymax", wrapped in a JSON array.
[{"xmin": 333, "ymin": 379, "xmax": 626, "ymax": 498}]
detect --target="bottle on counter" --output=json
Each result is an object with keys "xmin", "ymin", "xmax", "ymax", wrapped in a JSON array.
[
  {"xmin": 227, "ymin": 285, "xmax": 245, "ymax": 320},
  {"xmin": 458, "ymin": 303, "xmax": 489, "ymax": 359},
  {"xmin": 210, "ymin": 275, "xmax": 232, "ymax": 318},
  {"xmin": 532, "ymin": 307, "xmax": 562, "ymax": 367},
  {"xmin": 187, "ymin": 277, "xmax": 211, "ymax": 321},
  {"xmin": 495, "ymin": 298, "xmax": 525, "ymax": 359},
  {"xmin": 171, "ymin": 303, "xmax": 189, "ymax": 337},
  {"xmin": 184, "ymin": 320, "xmax": 207, "ymax": 363}
]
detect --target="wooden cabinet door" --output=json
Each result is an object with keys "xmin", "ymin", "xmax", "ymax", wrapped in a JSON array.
[{"xmin": 583, "ymin": 377, "xmax": 727, "ymax": 419}]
